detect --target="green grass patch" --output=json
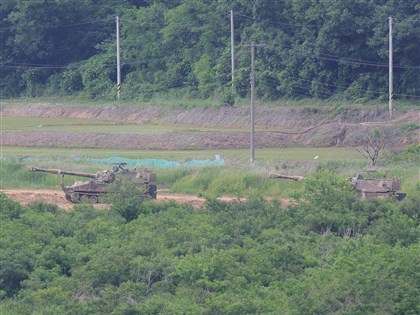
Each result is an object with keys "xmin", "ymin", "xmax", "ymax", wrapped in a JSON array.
[
  {"xmin": 169, "ymin": 167, "xmax": 303, "ymax": 199},
  {"xmin": 0, "ymin": 146, "xmax": 365, "ymax": 161},
  {"xmin": 0, "ymin": 159, "xmax": 60, "ymax": 189},
  {"xmin": 1, "ymin": 153, "xmax": 417, "ymax": 199},
  {"xmin": 0, "ymin": 116, "xmax": 245, "ymax": 133}
]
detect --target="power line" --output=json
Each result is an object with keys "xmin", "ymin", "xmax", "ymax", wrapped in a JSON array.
[
  {"xmin": 2, "ymin": 8, "xmax": 419, "ymax": 100},
  {"xmin": 270, "ymin": 45, "xmax": 420, "ymax": 70},
  {"xmin": 234, "ymin": 12, "xmax": 320, "ymax": 29},
  {"xmin": 54, "ymin": 18, "xmax": 113, "ymax": 28},
  {"xmin": 398, "ymin": 17, "xmax": 420, "ymax": 22},
  {"xmin": 0, "ymin": 45, "xmax": 228, "ymax": 70},
  {"xmin": 0, "ymin": 64, "xmax": 68, "ymax": 69},
  {"xmin": 317, "ymin": 55, "xmax": 420, "ymax": 70},
  {"xmin": 261, "ymin": 75, "xmax": 420, "ymax": 99}
]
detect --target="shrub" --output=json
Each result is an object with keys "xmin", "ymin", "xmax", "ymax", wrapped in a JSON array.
[
  {"xmin": 386, "ymin": 143, "xmax": 420, "ymax": 164},
  {"xmin": 292, "ymin": 171, "xmax": 360, "ymax": 235},
  {"xmin": 106, "ymin": 178, "xmax": 150, "ymax": 222},
  {"xmin": 0, "ymin": 192, "xmax": 25, "ymax": 220}
]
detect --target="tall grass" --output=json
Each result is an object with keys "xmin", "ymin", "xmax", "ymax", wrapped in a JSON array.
[
  {"xmin": 168, "ymin": 166, "xmax": 303, "ymax": 198},
  {"xmin": 0, "ymin": 159, "xmax": 59, "ymax": 189},
  {"xmin": 0, "ymin": 158, "xmax": 110, "ymax": 189},
  {"xmin": 1, "ymin": 154, "xmax": 418, "ymax": 198}
]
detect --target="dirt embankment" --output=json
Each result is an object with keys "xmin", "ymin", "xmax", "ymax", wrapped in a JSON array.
[
  {"xmin": 1, "ymin": 104, "xmax": 416, "ymax": 209},
  {"xmin": 1, "ymin": 189, "xmax": 293, "ymax": 210},
  {"xmin": 1, "ymin": 189, "xmax": 211, "ymax": 210},
  {"xmin": 1, "ymin": 103, "xmax": 419, "ymax": 150}
]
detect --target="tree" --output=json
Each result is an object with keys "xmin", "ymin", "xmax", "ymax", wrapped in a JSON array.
[
  {"xmin": 292, "ymin": 171, "xmax": 361, "ymax": 235},
  {"xmin": 354, "ymin": 128, "xmax": 397, "ymax": 167},
  {"xmin": 106, "ymin": 178, "xmax": 149, "ymax": 222}
]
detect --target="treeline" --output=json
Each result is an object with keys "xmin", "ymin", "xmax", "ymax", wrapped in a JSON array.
[
  {"xmin": 1, "ymin": 0, "xmax": 419, "ymax": 103},
  {"xmin": 0, "ymin": 172, "xmax": 419, "ymax": 314}
]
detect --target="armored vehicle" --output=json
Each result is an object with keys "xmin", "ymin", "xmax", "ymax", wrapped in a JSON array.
[
  {"xmin": 29, "ymin": 163, "xmax": 157, "ymax": 203},
  {"xmin": 350, "ymin": 174, "xmax": 406, "ymax": 201}
]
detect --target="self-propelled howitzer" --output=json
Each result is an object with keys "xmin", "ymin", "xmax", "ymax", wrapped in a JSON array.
[
  {"xmin": 29, "ymin": 164, "xmax": 157, "ymax": 204},
  {"xmin": 349, "ymin": 174, "xmax": 406, "ymax": 201}
]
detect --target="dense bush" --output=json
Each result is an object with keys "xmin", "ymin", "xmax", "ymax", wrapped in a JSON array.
[
  {"xmin": 1, "ymin": 171, "xmax": 419, "ymax": 314},
  {"xmin": 1, "ymin": 1, "xmax": 419, "ymax": 101}
]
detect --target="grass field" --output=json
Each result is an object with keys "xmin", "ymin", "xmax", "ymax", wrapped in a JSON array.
[
  {"xmin": 3, "ymin": 146, "xmax": 418, "ymax": 198},
  {"xmin": 0, "ymin": 143, "xmax": 368, "ymax": 196},
  {"xmin": 1, "ymin": 116, "xmax": 246, "ymax": 133},
  {"xmin": 1, "ymin": 101, "xmax": 418, "ymax": 198},
  {"xmin": 0, "ymin": 146, "xmax": 364, "ymax": 161}
]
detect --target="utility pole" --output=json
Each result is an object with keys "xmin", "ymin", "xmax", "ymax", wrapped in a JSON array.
[
  {"xmin": 250, "ymin": 43, "xmax": 256, "ymax": 163},
  {"xmin": 116, "ymin": 16, "xmax": 121, "ymax": 99},
  {"xmin": 244, "ymin": 42, "xmax": 266, "ymax": 163},
  {"xmin": 388, "ymin": 16, "xmax": 393, "ymax": 119},
  {"xmin": 230, "ymin": 10, "xmax": 235, "ymax": 87}
]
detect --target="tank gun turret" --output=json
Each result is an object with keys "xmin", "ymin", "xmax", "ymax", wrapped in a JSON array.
[
  {"xmin": 29, "ymin": 167, "xmax": 98, "ymax": 179},
  {"xmin": 29, "ymin": 165, "xmax": 156, "ymax": 203},
  {"xmin": 349, "ymin": 174, "xmax": 406, "ymax": 200}
]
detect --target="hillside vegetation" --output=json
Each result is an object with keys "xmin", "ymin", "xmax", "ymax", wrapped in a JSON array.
[
  {"xmin": 1, "ymin": 0, "xmax": 419, "ymax": 103},
  {"xmin": 1, "ymin": 1, "xmax": 419, "ymax": 313},
  {"xmin": 0, "ymin": 171, "xmax": 419, "ymax": 314}
]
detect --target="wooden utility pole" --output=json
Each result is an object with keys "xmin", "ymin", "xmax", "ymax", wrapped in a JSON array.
[
  {"xmin": 250, "ymin": 43, "xmax": 255, "ymax": 162},
  {"xmin": 230, "ymin": 10, "xmax": 235, "ymax": 87},
  {"xmin": 116, "ymin": 16, "xmax": 121, "ymax": 99},
  {"xmin": 388, "ymin": 16, "xmax": 393, "ymax": 119},
  {"xmin": 244, "ymin": 42, "xmax": 266, "ymax": 163}
]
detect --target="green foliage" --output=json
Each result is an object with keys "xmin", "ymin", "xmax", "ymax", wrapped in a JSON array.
[
  {"xmin": 2, "ymin": 1, "xmax": 419, "ymax": 100},
  {"xmin": 370, "ymin": 207, "xmax": 418, "ymax": 246},
  {"xmin": 0, "ymin": 192, "xmax": 25, "ymax": 220},
  {"xmin": 292, "ymin": 171, "xmax": 361, "ymax": 235},
  {"xmin": 155, "ymin": 167, "xmax": 193, "ymax": 189},
  {"xmin": 170, "ymin": 167, "xmax": 300, "ymax": 199},
  {"xmin": 80, "ymin": 47, "xmax": 115, "ymax": 99},
  {"xmin": 0, "ymin": 189, "xmax": 418, "ymax": 313},
  {"xmin": 105, "ymin": 178, "xmax": 153, "ymax": 222},
  {"xmin": 285, "ymin": 240, "xmax": 420, "ymax": 314},
  {"xmin": 0, "ymin": 159, "xmax": 60, "ymax": 189},
  {"xmin": 59, "ymin": 67, "xmax": 84, "ymax": 94},
  {"xmin": 207, "ymin": 170, "xmax": 246, "ymax": 198},
  {"xmin": 193, "ymin": 54, "xmax": 217, "ymax": 97},
  {"xmin": 1, "ymin": 0, "xmax": 115, "ymax": 98},
  {"xmin": 387, "ymin": 143, "xmax": 420, "ymax": 164},
  {"xmin": 316, "ymin": 160, "xmax": 355, "ymax": 173}
]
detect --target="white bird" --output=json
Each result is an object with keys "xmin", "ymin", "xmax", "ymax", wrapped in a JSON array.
[{"xmin": 314, "ymin": 155, "xmax": 319, "ymax": 160}]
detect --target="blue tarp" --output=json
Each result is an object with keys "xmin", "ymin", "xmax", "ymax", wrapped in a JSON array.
[{"xmin": 79, "ymin": 157, "xmax": 224, "ymax": 168}]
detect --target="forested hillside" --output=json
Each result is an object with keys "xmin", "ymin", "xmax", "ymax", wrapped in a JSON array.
[
  {"xmin": 1, "ymin": 172, "xmax": 419, "ymax": 314},
  {"xmin": 1, "ymin": 0, "xmax": 419, "ymax": 102}
]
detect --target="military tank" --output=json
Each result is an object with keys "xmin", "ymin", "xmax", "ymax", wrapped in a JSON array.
[
  {"xmin": 349, "ymin": 174, "xmax": 406, "ymax": 201},
  {"xmin": 269, "ymin": 172, "xmax": 406, "ymax": 201},
  {"xmin": 29, "ymin": 163, "xmax": 157, "ymax": 204}
]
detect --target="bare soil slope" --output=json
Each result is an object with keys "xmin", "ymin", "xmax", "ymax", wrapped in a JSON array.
[
  {"xmin": 1, "ymin": 189, "xmax": 211, "ymax": 209},
  {"xmin": 1, "ymin": 103, "xmax": 417, "ymax": 209},
  {"xmin": 1, "ymin": 103, "xmax": 419, "ymax": 149},
  {"xmin": 1, "ymin": 189, "xmax": 291, "ymax": 210}
]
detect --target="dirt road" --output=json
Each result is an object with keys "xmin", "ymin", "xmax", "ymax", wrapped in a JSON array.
[
  {"xmin": 1, "ymin": 189, "xmax": 294, "ymax": 210},
  {"xmin": 0, "ymin": 189, "xmax": 253, "ymax": 210}
]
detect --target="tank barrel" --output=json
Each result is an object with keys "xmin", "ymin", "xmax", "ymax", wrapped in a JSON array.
[
  {"xmin": 28, "ymin": 165, "xmax": 157, "ymax": 203},
  {"xmin": 29, "ymin": 167, "xmax": 97, "ymax": 179}
]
